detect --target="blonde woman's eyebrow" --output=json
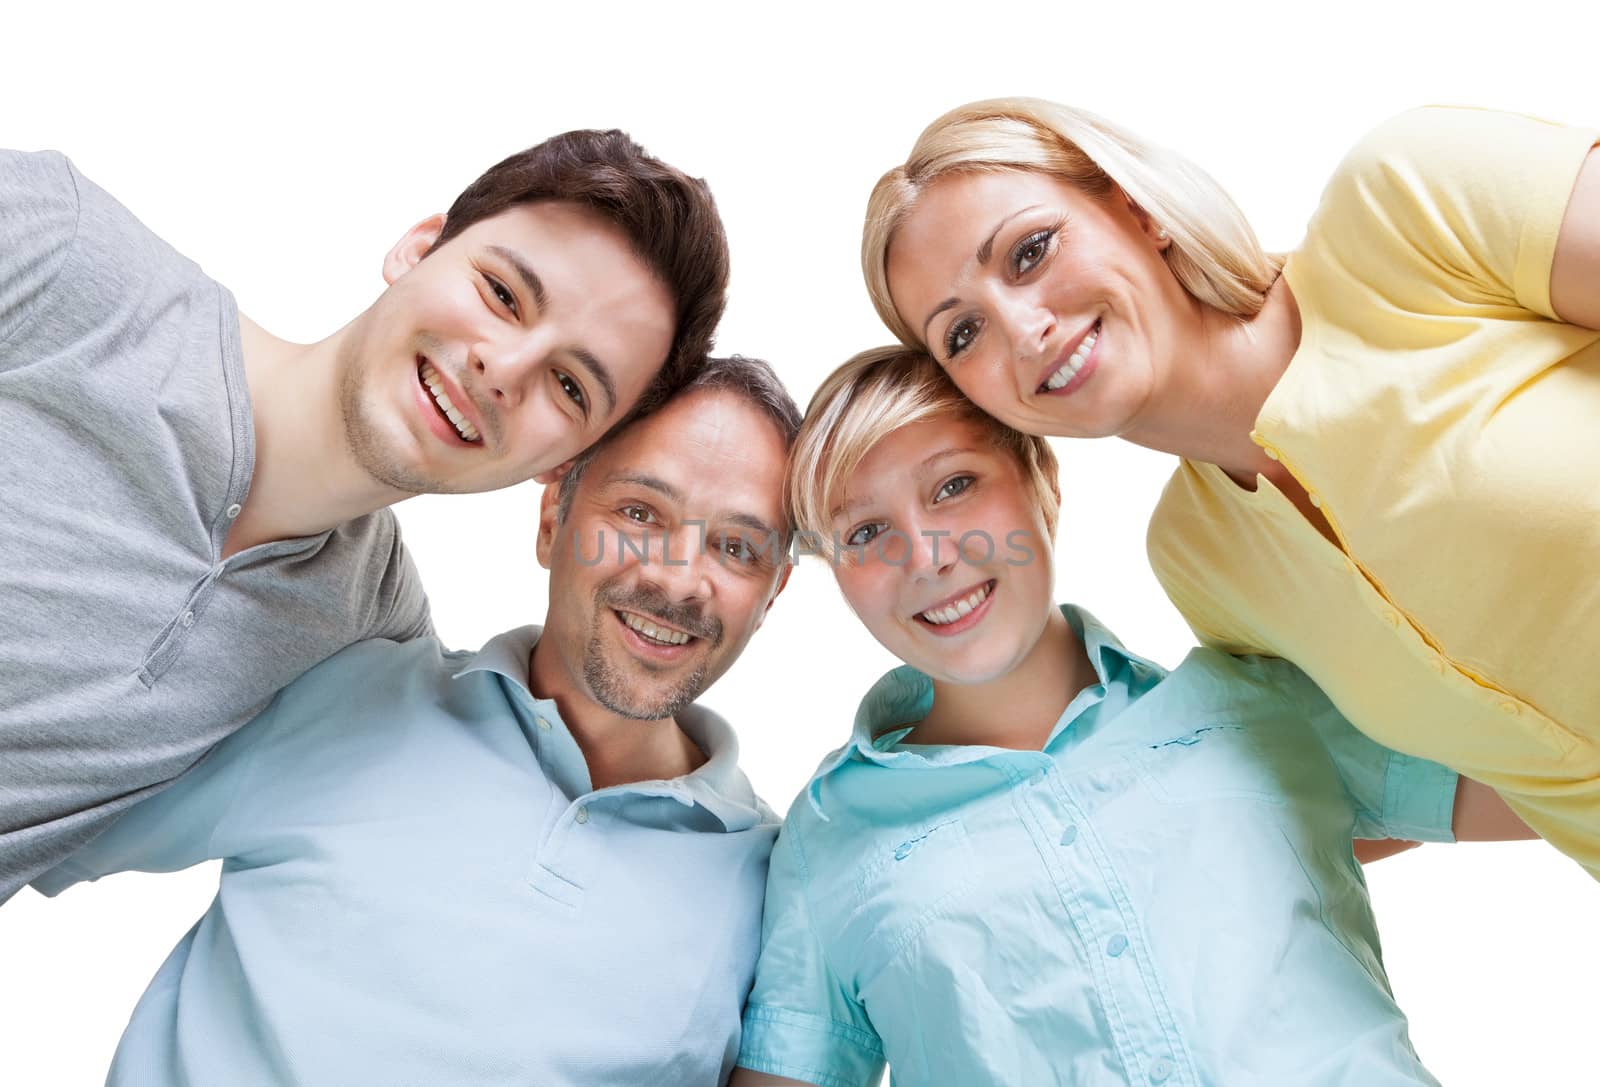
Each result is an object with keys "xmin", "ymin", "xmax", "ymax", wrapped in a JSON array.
[{"xmin": 920, "ymin": 206, "xmax": 1043, "ymax": 342}]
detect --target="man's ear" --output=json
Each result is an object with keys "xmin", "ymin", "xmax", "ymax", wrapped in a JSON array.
[
  {"xmin": 383, "ymin": 213, "xmax": 448, "ymax": 285},
  {"xmin": 535, "ymin": 480, "xmax": 564, "ymax": 571},
  {"xmin": 533, "ymin": 459, "xmax": 577, "ymax": 486}
]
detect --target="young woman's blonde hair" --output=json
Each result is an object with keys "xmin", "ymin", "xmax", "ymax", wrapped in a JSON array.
[
  {"xmin": 863, "ymin": 97, "xmax": 1283, "ymax": 346},
  {"xmin": 787, "ymin": 345, "xmax": 1060, "ymax": 549}
]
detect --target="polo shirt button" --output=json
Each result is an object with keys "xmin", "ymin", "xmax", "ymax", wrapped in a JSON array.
[
  {"xmin": 1148, "ymin": 1057, "xmax": 1174, "ymax": 1083},
  {"xmin": 575, "ymin": 806, "xmax": 589, "ymax": 824},
  {"xmin": 1106, "ymin": 934, "xmax": 1129, "ymax": 958},
  {"xmin": 535, "ymin": 716, "xmax": 552, "ymax": 731},
  {"xmin": 1262, "ymin": 446, "xmax": 1280, "ymax": 462},
  {"xmin": 180, "ymin": 611, "xmax": 195, "ymax": 628},
  {"xmin": 225, "ymin": 503, "xmax": 242, "ymax": 519},
  {"xmin": 1059, "ymin": 825, "xmax": 1078, "ymax": 846}
]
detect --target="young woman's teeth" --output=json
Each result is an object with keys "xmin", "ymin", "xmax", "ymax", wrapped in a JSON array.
[
  {"xmin": 419, "ymin": 360, "xmax": 482, "ymax": 443},
  {"xmin": 621, "ymin": 611, "xmax": 691, "ymax": 646},
  {"xmin": 919, "ymin": 582, "xmax": 992, "ymax": 626},
  {"xmin": 1041, "ymin": 324, "xmax": 1099, "ymax": 392}
]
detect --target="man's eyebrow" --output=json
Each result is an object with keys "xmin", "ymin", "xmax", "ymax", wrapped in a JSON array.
[
  {"xmin": 604, "ymin": 472, "xmax": 682, "ymax": 503},
  {"xmin": 488, "ymin": 245, "xmax": 548, "ymax": 313},
  {"xmin": 489, "ymin": 245, "xmax": 617, "ymax": 416},
  {"xmin": 724, "ymin": 511, "xmax": 779, "ymax": 540},
  {"xmin": 570, "ymin": 346, "xmax": 618, "ymax": 418},
  {"xmin": 922, "ymin": 205, "xmax": 1043, "ymax": 345}
]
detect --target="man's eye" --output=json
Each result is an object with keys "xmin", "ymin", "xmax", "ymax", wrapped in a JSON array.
[
  {"xmin": 719, "ymin": 537, "xmax": 759, "ymax": 565},
  {"xmin": 935, "ymin": 474, "xmax": 975, "ymax": 502},
  {"xmin": 484, "ymin": 273, "xmax": 517, "ymax": 314},
  {"xmin": 845, "ymin": 522, "xmax": 886, "ymax": 547},
  {"xmin": 620, "ymin": 505, "xmax": 656, "ymax": 524},
  {"xmin": 556, "ymin": 371, "xmax": 588, "ymax": 412}
]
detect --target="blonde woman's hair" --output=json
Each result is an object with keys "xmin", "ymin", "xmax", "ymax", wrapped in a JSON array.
[
  {"xmin": 787, "ymin": 345, "xmax": 1060, "ymax": 549},
  {"xmin": 863, "ymin": 97, "xmax": 1283, "ymax": 346}
]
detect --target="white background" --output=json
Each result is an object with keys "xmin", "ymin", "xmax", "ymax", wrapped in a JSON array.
[{"xmin": 2, "ymin": 1, "xmax": 1596, "ymax": 1083}]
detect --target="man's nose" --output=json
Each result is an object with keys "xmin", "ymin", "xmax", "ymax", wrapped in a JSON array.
[{"xmin": 474, "ymin": 327, "xmax": 556, "ymax": 409}]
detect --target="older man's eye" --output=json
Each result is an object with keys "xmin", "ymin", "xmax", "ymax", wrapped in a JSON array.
[{"xmin": 620, "ymin": 505, "xmax": 657, "ymax": 524}]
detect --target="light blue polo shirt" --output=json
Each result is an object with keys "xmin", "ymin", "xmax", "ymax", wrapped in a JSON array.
[
  {"xmin": 36, "ymin": 628, "xmax": 779, "ymax": 1086},
  {"xmin": 737, "ymin": 606, "xmax": 1458, "ymax": 1087}
]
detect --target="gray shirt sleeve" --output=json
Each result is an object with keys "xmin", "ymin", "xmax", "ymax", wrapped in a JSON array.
[{"xmin": 0, "ymin": 150, "xmax": 81, "ymax": 357}]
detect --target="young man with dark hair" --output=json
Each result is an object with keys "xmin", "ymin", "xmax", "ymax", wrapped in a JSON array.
[
  {"xmin": 0, "ymin": 129, "xmax": 731, "ymax": 902},
  {"xmin": 34, "ymin": 358, "xmax": 799, "ymax": 1086}
]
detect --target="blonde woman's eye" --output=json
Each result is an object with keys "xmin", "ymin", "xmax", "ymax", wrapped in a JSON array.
[
  {"xmin": 1012, "ymin": 229, "xmax": 1055, "ymax": 276},
  {"xmin": 935, "ymin": 474, "xmax": 975, "ymax": 502},
  {"xmin": 945, "ymin": 318, "xmax": 980, "ymax": 361},
  {"xmin": 845, "ymin": 522, "xmax": 886, "ymax": 547}
]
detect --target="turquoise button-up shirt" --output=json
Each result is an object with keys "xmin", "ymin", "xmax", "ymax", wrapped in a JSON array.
[
  {"xmin": 737, "ymin": 606, "xmax": 1458, "ymax": 1087},
  {"xmin": 36, "ymin": 628, "xmax": 779, "ymax": 1086}
]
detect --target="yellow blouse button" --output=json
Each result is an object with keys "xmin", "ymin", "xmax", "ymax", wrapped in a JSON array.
[
  {"xmin": 1430, "ymin": 658, "xmax": 1446, "ymax": 675},
  {"xmin": 1263, "ymin": 447, "xmax": 1280, "ymax": 462},
  {"xmin": 1383, "ymin": 610, "xmax": 1400, "ymax": 627},
  {"xmin": 1308, "ymin": 493, "xmax": 1322, "ymax": 508},
  {"xmin": 1500, "ymin": 700, "xmax": 1520, "ymax": 716}
]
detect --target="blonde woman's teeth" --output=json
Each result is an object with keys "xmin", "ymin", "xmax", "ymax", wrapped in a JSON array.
[
  {"xmin": 919, "ymin": 582, "xmax": 992, "ymax": 625},
  {"xmin": 621, "ymin": 611, "xmax": 691, "ymax": 646},
  {"xmin": 1041, "ymin": 325, "xmax": 1099, "ymax": 392},
  {"xmin": 420, "ymin": 361, "xmax": 482, "ymax": 442}
]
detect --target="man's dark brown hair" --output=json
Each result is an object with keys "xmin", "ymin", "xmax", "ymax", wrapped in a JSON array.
[{"xmin": 431, "ymin": 129, "xmax": 729, "ymax": 408}]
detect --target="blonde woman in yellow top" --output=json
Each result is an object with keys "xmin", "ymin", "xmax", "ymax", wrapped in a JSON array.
[{"xmin": 862, "ymin": 101, "xmax": 1600, "ymax": 878}]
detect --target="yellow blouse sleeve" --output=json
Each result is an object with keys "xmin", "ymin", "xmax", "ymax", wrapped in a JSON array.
[{"xmin": 1304, "ymin": 105, "xmax": 1598, "ymax": 321}]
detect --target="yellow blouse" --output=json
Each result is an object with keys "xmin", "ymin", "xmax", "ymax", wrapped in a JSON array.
[{"xmin": 1148, "ymin": 106, "xmax": 1600, "ymax": 877}]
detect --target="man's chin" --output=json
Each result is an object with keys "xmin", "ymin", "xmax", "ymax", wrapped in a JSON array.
[{"xmin": 583, "ymin": 653, "xmax": 707, "ymax": 722}]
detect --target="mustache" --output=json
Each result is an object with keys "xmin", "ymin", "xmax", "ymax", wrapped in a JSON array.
[{"xmin": 603, "ymin": 584, "xmax": 722, "ymax": 646}]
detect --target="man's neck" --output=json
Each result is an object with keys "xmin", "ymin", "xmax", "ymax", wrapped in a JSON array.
[
  {"xmin": 525, "ymin": 641, "xmax": 707, "ymax": 792},
  {"xmin": 226, "ymin": 315, "xmax": 411, "ymax": 557},
  {"xmin": 912, "ymin": 607, "xmax": 1095, "ymax": 750}
]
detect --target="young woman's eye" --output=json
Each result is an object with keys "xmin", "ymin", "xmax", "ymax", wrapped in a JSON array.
[
  {"xmin": 934, "ymin": 474, "xmax": 975, "ymax": 502},
  {"xmin": 1011, "ymin": 228, "xmax": 1055, "ymax": 276},
  {"xmin": 619, "ymin": 504, "xmax": 657, "ymax": 525},
  {"xmin": 555, "ymin": 370, "xmax": 588, "ymax": 414},
  {"xmin": 945, "ymin": 317, "xmax": 981, "ymax": 360},
  {"xmin": 845, "ymin": 521, "xmax": 886, "ymax": 547},
  {"xmin": 483, "ymin": 273, "xmax": 517, "ymax": 314}
]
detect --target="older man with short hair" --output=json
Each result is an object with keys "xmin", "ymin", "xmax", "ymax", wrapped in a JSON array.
[{"xmin": 34, "ymin": 356, "xmax": 799, "ymax": 1086}]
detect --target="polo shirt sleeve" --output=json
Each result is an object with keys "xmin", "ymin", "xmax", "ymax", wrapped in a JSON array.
[
  {"xmin": 1313, "ymin": 106, "xmax": 1598, "ymax": 322},
  {"xmin": 737, "ymin": 821, "xmax": 886, "ymax": 1087},
  {"xmin": 1275, "ymin": 662, "xmax": 1458, "ymax": 843},
  {"xmin": 375, "ymin": 520, "xmax": 434, "ymax": 643},
  {"xmin": 29, "ymin": 696, "xmax": 276, "ymax": 896},
  {"xmin": 0, "ymin": 150, "xmax": 80, "ymax": 357}
]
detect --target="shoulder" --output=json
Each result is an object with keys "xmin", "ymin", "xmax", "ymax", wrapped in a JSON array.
[
  {"xmin": 272, "ymin": 635, "xmax": 457, "ymax": 720},
  {"xmin": 1166, "ymin": 647, "xmax": 1313, "ymax": 711}
]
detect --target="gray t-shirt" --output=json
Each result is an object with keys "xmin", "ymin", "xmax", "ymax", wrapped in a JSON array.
[{"xmin": 0, "ymin": 150, "xmax": 432, "ymax": 902}]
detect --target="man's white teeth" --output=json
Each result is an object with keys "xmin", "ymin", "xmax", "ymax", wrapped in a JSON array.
[
  {"xmin": 1042, "ymin": 324, "xmax": 1099, "ymax": 392},
  {"xmin": 919, "ymin": 582, "xmax": 993, "ymax": 626},
  {"xmin": 419, "ymin": 361, "xmax": 482, "ymax": 442},
  {"xmin": 621, "ymin": 611, "xmax": 691, "ymax": 646}
]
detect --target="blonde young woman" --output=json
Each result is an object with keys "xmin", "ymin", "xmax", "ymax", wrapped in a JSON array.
[
  {"xmin": 730, "ymin": 347, "xmax": 1523, "ymax": 1087},
  {"xmin": 860, "ymin": 100, "xmax": 1600, "ymax": 877}
]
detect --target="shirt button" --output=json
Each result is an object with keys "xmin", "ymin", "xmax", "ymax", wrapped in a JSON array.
[
  {"xmin": 1148, "ymin": 1057, "xmax": 1174, "ymax": 1083},
  {"xmin": 1382, "ymin": 610, "xmax": 1400, "ymax": 627},
  {"xmin": 1059, "ymin": 825, "xmax": 1078, "ymax": 846},
  {"xmin": 1499, "ymin": 700, "xmax": 1520, "ymax": 716},
  {"xmin": 1430, "ymin": 657, "xmax": 1446, "ymax": 675},
  {"xmin": 535, "ymin": 716, "xmax": 552, "ymax": 731},
  {"xmin": 225, "ymin": 503, "xmax": 242, "ymax": 519},
  {"xmin": 1106, "ymin": 934, "xmax": 1129, "ymax": 958},
  {"xmin": 180, "ymin": 611, "xmax": 195, "ymax": 628},
  {"xmin": 575, "ymin": 806, "xmax": 589, "ymax": 825},
  {"xmin": 1262, "ymin": 446, "xmax": 1280, "ymax": 462}
]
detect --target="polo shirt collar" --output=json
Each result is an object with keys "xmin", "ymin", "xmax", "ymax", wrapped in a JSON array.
[
  {"xmin": 451, "ymin": 625, "xmax": 769, "ymax": 832},
  {"xmin": 806, "ymin": 604, "xmax": 1164, "ymax": 815}
]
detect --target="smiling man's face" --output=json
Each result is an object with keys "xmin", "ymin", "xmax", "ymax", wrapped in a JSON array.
[
  {"xmin": 532, "ymin": 387, "xmax": 791, "ymax": 722},
  {"xmin": 334, "ymin": 200, "xmax": 676, "ymax": 496}
]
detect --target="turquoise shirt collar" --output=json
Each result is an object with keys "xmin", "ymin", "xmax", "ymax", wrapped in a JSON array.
[
  {"xmin": 453, "ymin": 625, "xmax": 769, "ymax": 832},
  {"xmin": 806, "ymin": 605, "xmax": 1166, "ymax": 816}
]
